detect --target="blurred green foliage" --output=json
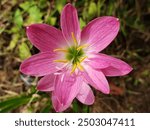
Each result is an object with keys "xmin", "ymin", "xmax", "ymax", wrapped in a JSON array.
[{"xmin": 0, "ymin": 0, "xmax": 150, "ymax": 113}]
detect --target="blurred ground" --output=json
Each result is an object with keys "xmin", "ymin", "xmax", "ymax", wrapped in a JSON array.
[{"xmin": 0, "ymin": 0, "xmax": 150, "ymax": 112}]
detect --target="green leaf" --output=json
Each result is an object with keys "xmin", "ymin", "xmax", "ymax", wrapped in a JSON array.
[
  {"xmin": 72, "ymin": 100, "xmax": 79, "ymax": 112},
  {"xmin": 14, "ymin": 9, "xmax": 23, "ymax": 28},
  {"xmin": 49, "ymin": 17, "xmax": 57, "ymax": 26},
  {"xmin": 0, "ymin": 96, "xmax": 30, "ymax": 112},
  {"xmin": 82, "ymin": 105, "xmax": 89, "ymax": 113},
  {"xmin": 7, "ymin": 33, "xmax": 20, "ymax": 50},
  {"xmin": 19, "ymin": 42, "xmax": 31, "ymax": 60},
  {"xmin": 56, "ymin": 0, "xmax": 66, "ymax": 13},
  {"xmin": 26, "ymin": 5, "xmax": 43, "ymax": 24},
  {"xmin": 20, "ymin": 1, "xmax": 34, "ymax": 11},
  {"xmin": 41, "ymin": 101, "xmax": 52, "ymax": 113},
  {"xmin": 88, "ymin": 2, "xmax": 97, "ymax": 19},
  {"xmin": 80, "ymin": 18, "xmax": 86, "ymax": 29},
  {"xmin": 0, "ymin": 27, "xmax": 5, "ymax": 34},
  {"xmin": 20, "ymin": 1, "xmax": 43, "ymax": 25},
  {"xmin": 38, "ymin": 0, "xmax": 48, "ymax": 9},
  {"xmin": 107, "ymin": 2, "xmax": 114, "ymax": 15}
]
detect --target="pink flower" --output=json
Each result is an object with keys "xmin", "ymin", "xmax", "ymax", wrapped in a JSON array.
[{"xmin": 20, "ymin": 3, "xmax": 132, "ymax": 112}]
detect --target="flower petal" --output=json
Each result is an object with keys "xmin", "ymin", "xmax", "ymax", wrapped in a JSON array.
[
  {"xmin": 26, "ymin": 24, "xmax": 66, "ymax": 52},
  {"xmin": 86, "ymin": 57, "xmax": 109, "ymax": 69},
  {"xmin": 81, "ymin": 16, "xmax": 120, "ymax": 52},
  {"xmin": 76, "ymin": 82, "xmax": 95, "ymax": 105},
  {"xmin": 52, "ymin": 72, "xmax": 82, "ymax": 112},
  {"xmin": 83, "ymin": 65, "xmax": 110, "ymax": 94},
  {"xmin": 61, "ymin": 3, "xmax": 80, "ymax": 44},
  {"xmin": 88, "ymin": 53, "xmax": 133, "ymax": 76},
  {"xmin": 20, "ymin": 52, "xmax": 58, "ymax": 77},
  {"xmin": 37, "ymin": 74, "xmax": 55, "ymax": 92}
]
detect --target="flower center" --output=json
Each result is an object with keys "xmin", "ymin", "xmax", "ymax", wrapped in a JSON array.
[
  {"xmin": 53, "ymin": 32, "xmax": 89, "ymax": 74},
  {"xmin": 66, "ymin": 46, "xmax": 84, "ymax": 65}
]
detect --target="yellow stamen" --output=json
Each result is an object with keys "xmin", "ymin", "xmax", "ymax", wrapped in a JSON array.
[
  {"xmin": 53, "ymin": 48, "xmax": 68, "ymax": 53},
  {"xmin": 71, "ymin": 32, "xmax": 78, "ymax": 46},
  {"xmin": 77, "ymin": 62, "xmax": 84, "ymax": 71},
  {"xmin": 80, "ymin": 56, "xmax": 87, "ymax": 62},
  {"xmin": 77, "ymin": 44, "xmax": 89, "ymax": 51},
  {"xmin": 53, "ymin": 60, "xmax": 68, "ymax": 63},
  {"xmin": 71, "ymin": 64, "xmax": 77, "ymax": 74}
]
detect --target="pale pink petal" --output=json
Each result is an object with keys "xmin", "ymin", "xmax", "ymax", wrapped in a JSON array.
[
  {"xmin": 61, "ymin": 3, "xmax": 80, "ymax": 44},
  {"xmin": 37, "ymin": 74, "xmax": 55, "ymax": 92},
  {"xmin": 26, "ymin": 24, "xmax": 66, "ymax": 52},
  {"xmin": 52, "ymin": 72, "xmax": 83, "ymax": 112},
  {"xmin": 81, "ymin": 16, "xmax": 120, "ymax": 52},
  {"xmin": 83, "ymin": 65, "xmax": 110, "ymax": 94},
  {"xmin": 88, "ymin": 53, "xmax": 133, "ymax": 76},
  {"xmin": 76, "ymin": 82, "xmax": 95, "ymax": 105},
  {"xmin": 20, "ymin": 52, "xmax": 58, "ymax": 77}
]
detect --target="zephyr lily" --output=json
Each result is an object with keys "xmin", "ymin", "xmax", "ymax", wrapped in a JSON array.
[{"xmin": 20, "ymin": 3, "xmax": 132, "ymax": 112}]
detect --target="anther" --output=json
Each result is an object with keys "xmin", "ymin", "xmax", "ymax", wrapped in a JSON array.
[
  {"xmin": 77, "ymin": 44, "xmax": 89, "ymax": 51},
  {"xmin": 71, "ymin": 32, "xmax": 78, "ymax": 47},
  {"xmin": 77, "ymin": 62, "xmax": 84, "ymax": 71},
  {"xmin": 71, "ymin": 64, "xmax": 77, "ymax": 74},
  {"xmin": 53, "ymin": 60, "xmax": 68, "ymax": 63},
  {"xmin": 53, "ymin": 48, "xmax": 68, "ymax": 53},
  {"xmin": 80, "ymin": 56, "xmax": 88, "ymax": 62}
]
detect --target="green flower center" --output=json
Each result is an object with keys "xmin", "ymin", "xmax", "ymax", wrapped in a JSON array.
[{"xmin": 66, "ymin": 46, "xmax": 84, "ymax": 65}]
